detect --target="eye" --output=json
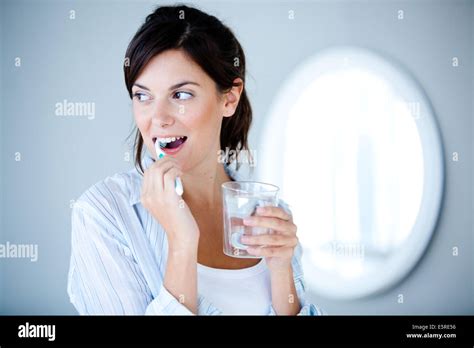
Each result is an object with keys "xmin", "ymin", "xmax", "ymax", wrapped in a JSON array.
[
  {"xmin": 173, "ymin": 91, "xmax": 193, "ymax": 100},
  {"xmin": 133, "ymin": 92, "xmax": 151, "ymax": 102}
]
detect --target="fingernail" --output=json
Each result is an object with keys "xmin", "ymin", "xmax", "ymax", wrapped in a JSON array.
[
  {"xmin": 257, "ymin": 207, "xmax": 265, "ymax": 213},
  {"xmin": 243, "ymin": 218, "xmax": 253, "ymax": 225}
]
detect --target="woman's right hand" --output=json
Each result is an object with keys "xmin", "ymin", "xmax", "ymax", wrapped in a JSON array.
[{"xmin": 141, "ymin": 156, "xmax": 199, "ymax": 250}]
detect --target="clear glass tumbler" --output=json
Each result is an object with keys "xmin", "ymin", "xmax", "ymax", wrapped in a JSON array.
[{"xmin": 222, "ymin": 181, "xmax": 279, "ymax": 258}]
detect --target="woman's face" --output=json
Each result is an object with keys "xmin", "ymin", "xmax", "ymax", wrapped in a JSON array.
[{"xmin": 131, "ymin": 49, "xmax": 236, "ymax": 172}]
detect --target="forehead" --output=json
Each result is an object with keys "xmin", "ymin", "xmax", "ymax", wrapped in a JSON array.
[{"xmin": 135, "ymin": 49, "xmax": 211, "ymax": 90}]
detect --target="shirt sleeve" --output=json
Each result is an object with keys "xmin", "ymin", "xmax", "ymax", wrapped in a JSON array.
[
  {"xmin": 145, "ymin": 286, "xmax": 222, "ymax": 315},
  {"xmin": 67, "ymin": 199, "xmax": 222, "ymax": 315}
]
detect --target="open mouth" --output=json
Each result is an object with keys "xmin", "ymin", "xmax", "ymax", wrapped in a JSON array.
[{"xmin": 153, "ymin": 136, "xmax": 188, "ymax": 150}]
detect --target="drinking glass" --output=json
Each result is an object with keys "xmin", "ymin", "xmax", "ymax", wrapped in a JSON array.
[{"xmin": 222, "ymin": 181, "xmax": 279, "ymax": 258}]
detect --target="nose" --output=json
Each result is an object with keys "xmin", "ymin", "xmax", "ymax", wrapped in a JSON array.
[
  {"xmin": 152, "ymin": 117, "xmax": 174, "ymax": 128},
  {"xmin": 151, "ymin": 103, "xmax": 176, "ymax": 128}
]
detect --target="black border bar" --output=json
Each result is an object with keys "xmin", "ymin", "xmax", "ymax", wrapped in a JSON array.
[{"xmin": 0, "ymin": 315, "xmax": 473, "ymax": 346}]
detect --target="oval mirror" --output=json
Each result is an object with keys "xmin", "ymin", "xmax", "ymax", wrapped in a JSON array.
[{"xmin": 257, "ymin": 46, "xmax": 444, "ymax": 299}]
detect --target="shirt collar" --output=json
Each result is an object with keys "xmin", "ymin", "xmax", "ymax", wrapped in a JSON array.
[{"xmin": 128, "ymin": 149, "xmax": 248, "ymax": 206}]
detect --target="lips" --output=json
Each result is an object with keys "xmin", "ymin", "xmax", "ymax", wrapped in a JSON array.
[{"xmin": 152, "ymin": 136, "xmax": 188, "ymax": 155}]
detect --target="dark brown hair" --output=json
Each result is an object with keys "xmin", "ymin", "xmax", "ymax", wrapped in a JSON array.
[{"xmin": 124, "ymin": 4, "xmax": 253, "ymax": 175}]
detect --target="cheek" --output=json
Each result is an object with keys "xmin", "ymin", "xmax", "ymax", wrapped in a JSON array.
[
  {"xmin": 133, "ymin": 105, "xmax": 153, "ymax": 133},
  {"xmin": 184, "ymin": 98, "xmax": 223, "ymax": 135},
  {"xmin": 133, "ymin": 106, "xmax": 155, "ymax": 154}
]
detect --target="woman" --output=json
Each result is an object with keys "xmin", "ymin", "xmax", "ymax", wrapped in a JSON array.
[{"xmin": 67, "ymin": 4, "xmax": 323, "ymax": 315}]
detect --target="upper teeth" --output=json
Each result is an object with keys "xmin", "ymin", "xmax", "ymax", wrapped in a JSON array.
[{"xmin": 157, "ymin": 136, "xmax": 185, "ymax": 144}]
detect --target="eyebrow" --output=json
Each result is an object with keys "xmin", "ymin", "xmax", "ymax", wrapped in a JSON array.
[{"xmin": 133, "ymin": 81, "xmax": 201, "ymax": 91}]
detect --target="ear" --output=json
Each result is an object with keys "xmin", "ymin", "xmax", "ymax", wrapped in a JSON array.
[{"xmin": 222, "ymin": 78, "xmax": 244, "ymax": 118}]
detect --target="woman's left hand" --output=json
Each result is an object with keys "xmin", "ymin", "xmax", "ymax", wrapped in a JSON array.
[{"xmin": 241, "ymin": 206, "xmax": 298, "ymax": 273}]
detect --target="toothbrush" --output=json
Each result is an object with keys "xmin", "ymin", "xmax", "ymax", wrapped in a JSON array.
[{"xmin": 154, "ymin": 140, "xmax": 184, "ymax": 196}]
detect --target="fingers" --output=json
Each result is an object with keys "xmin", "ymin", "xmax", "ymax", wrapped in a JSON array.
[
  {"xmin": 230, "ymin": 217, "xmax": 255, "ymax": 235},
  {"xmin": 243, "ymin": 216, "xmax": 297, "ymax": 235},
  {"xmin": 163, "ymin": 167, "xmax": 183, "ymax": 194},
  {"xmin": 246, "ymin": 245, "xmax": 294, "ymax": 258},
  {"xmin": 241, "ymin": 233, "xmax": 298, "ymax": 247},
  {"xmin": 254, "ymin": 206, "xmax": 292, "ymax": 221},
  {"xmin": 146, "ymin": 157, "xmax": 182, "ymax": 191}
]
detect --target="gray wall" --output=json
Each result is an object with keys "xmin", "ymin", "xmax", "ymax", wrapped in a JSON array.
[{"xmin": 0, "ymin": 0, "xmax": 472, "ymax": 314}]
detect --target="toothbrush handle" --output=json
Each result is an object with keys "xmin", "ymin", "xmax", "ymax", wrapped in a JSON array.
[
  {"xmin": 175, "ymin": 177, "xmax": 184, "ymax": 196},
  {"xmin": 155, "ymin": 143, "xmax": 183, "ymax": 196}
]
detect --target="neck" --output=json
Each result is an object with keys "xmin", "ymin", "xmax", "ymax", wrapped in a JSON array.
[{"xmin": 181, "ymin": 155, "xmax": 231, "ymax": 208}]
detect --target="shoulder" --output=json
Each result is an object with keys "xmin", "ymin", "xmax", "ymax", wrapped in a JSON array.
[{"xmin": 74, "ymin": 167, "xmax": 142, "ymax": 218}]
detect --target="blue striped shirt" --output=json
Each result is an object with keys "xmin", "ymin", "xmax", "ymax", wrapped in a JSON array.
[{"xmin": 67, "ymin": 151, "xmax": 323, "ymax": 315}]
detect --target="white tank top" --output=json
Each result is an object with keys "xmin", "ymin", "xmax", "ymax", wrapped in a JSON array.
[{"xmin": 197, "ymin": 258, "xmax": 272, "ymax": 315}]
